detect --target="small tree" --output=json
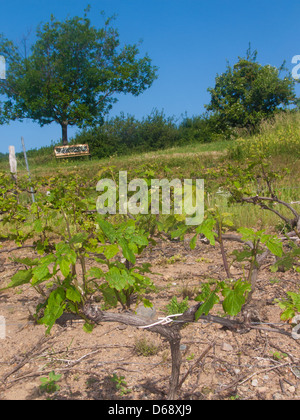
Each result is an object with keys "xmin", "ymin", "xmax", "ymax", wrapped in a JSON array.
[
  {"xmin": 205, "ymin": 47, "xmax": 295, "ymax": 133},
  {"xmin": 0, "ymin": 9, "xmax": 158, "ymax": 144}
]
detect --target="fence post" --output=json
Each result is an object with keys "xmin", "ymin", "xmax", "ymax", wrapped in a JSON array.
[
  {"xmin": 9, "ymin": 145, "xmax": 17, "ymax": 177},
  {"xmin": 0, "ymin": 316, "xmax": 6, "ymax": 340},
  {"xmin": 9, "ymin": 145, "xmax": 18, "ymax": 202}
]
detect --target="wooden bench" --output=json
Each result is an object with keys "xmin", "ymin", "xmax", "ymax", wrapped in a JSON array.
[{"xmin": 54, "ymin": 144, "xmax": 90, "ymax": 159}]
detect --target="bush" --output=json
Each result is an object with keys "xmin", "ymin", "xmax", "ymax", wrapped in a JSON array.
[
  {"xmin": 14, "ymin": 109, "xmax": 228, "ymax": 163},
  {"xmin": 72, "ymin": 109, "xmax": 226, "ymax": 159},
  {"xmin": 206, "ymin": 48, "xmax": 295, "ymax": 133},
  {"xmin": 178, "ymin": 113, "xmax": 228, "ymax": 143},
  {"xmin": 136, "ymin": 109, "xmax": 180, "ymax": 151}
]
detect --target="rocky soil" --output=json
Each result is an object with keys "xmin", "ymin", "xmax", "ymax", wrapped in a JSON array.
[{"xmin": 0, "ymin": 237, "xmax": 299, "ymax": 400}]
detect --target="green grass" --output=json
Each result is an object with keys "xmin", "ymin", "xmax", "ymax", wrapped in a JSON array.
[
  {"xmin": 1, "ymin": 112, "xmax": 299, "ymax": 232},
  {"xmin": 209, "ymin": 192, "xmax": 300, "ymax": 231},
  {"xmin": 228, "ymin": 111, "xmax": 300, "ymax": 159},
  {"xmin": 0, "ymin": 138, "xmax": 231, "ymax": 182}
]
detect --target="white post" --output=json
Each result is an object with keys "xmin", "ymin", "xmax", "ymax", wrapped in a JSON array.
[
  {"xmin": 0, "ymin": 316, "xmax": 6, "ymax": 340},
  {"xmin": 0, "ymin": 55, "xmax": 5, "ymax": 80},
  {"xmin": 9, "ymin": 145, "xmax": 17, "ymax": 176},
  {"xmin": 9, "ymin": 146, "xmax": 18, "ymax": 203}
]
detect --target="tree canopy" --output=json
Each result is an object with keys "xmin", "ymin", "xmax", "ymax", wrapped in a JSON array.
[
  {"xmin": 205, "ymin": 47, "xmax": 295, "ymax": 132},
  {"xmin": 0, "ymin": 9, "xmax": 158, "ymax": 144}
]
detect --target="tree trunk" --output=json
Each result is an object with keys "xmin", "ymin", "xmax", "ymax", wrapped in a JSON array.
[{"xmin": 61, "ymin": 122, "xmax": 68, "ymax": 145}]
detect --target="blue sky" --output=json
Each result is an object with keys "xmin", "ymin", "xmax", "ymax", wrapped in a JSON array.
[{"xmin": 0, "ymin": 0, "xmax": 300, "ymax": 154}]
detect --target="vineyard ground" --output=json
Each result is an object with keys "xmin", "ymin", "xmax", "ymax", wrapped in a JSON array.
[
  {"xmin": 0, "ymin": 235, "xmax": 299, "ymax": 400},
  {"xmin": 1, "ymin": 130, "xmax": 300, "ymax": 400}
]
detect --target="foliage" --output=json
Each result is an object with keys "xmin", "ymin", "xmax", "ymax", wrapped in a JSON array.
[
  {"xmin": 0, "ymin": 170, "xmax": 155, "ymax": 333},
  {"xmin": 0, "ymin": 152, "xmax": 7, "ymax": 162},
  {"xmin": 134, "ymin": 337, "xmax": 160, "ymax": 357},
  {"xmin": 110, "ymin": 373, "xmax": 131, "ymax": 396},
  {"xmin": 206, "ymin": 47, "xmax": 295, "ymax": 133},
  {"xmin": 73, "ymin": 108, "xmax": 232, "ymax": 159},
  {"xmin": 270, "ymin": 242, "xmax": 300, "ymax": 273},
  {"xmin": 178, "ymin": 112, "xmax": 229, "ymax": 143},
  {"xmin": 73, "ymin": 109, "xmax": 187, "ymax": 159},
  {"xmin": 94, "ymin": 215, "xmax": 154, "ymax": 310},
  {"xmin": 0, "ymin": 149, "xmax": 299, "ymax": 400},
  {"xmin": 0, "ymin": 149, "xmax": 299, "ymax": 335},
  {"xmin": 165, "ymin": 296, "xmax": 189, "ymax": 315},
  {"xmin": 1, "ymin": 34, "xmax": 300, "ymax": 398},
  {"xmin": 168, "ymin": 152, "xmax": 299, "ymax": 322},
  {"xmin": 228, "ymin": 111, "xmax": 300, "ymax": 159},
  {"xmin": 39, "ymin": 371, "xmax": 62, "ymax": 394},
  {"xmin": 0, "ymin": 8, "xmax": 158, "ymax": 144},
  {"xmin": 195, "ymin": 279, "xmax": 251, "ymax": 319},
  {"xmin": 275, "ymin": 291, "xmax": 300, "ymax": 321}
]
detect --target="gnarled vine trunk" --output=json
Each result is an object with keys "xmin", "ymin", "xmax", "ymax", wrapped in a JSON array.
[{"xmin": 83, "ymin": 303, "xmax": 201, "ymax": 399}]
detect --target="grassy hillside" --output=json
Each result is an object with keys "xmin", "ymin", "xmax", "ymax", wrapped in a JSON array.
[
  {"xmin": 228, "ymin": 111, "xmax": 300, "ymax": 159},
  {"xmin": 1, "ymin": 111, "xmax": 299, "ymax": 231},
  {"xmin": 0, "ymin": 138, "xmax": 232, "ymax": 177}
]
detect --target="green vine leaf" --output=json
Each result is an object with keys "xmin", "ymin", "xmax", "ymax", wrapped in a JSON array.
[
  {"xmin": 39, "ymin": 288, "xmax": 66, "ymax": 334},
  {"xmin": 221, "ymin": 280, "xmax": 251, "ymax": 316},
  {"xmin": 195, "ymin": 218, "xmax": 217, "ymax": 245},
  {"xmin": 0, "ymin": 269, "xmax": 33, "ymax": 290},
  {"xmin": 195, "ymin": 284, "xmax": 220, "ymax": 319},
  {"xmin": 66, "ymin": 286, "xmax": 81, "ymax": 303}
]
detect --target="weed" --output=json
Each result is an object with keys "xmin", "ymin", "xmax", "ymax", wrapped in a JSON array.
[
  {"xmin": 165, "ymin": 296, "xmax": 189, "ymax": 315},
  {"xmin": 39, "ymin": 371, "xmax": 62, "ymax": 394},
  {"xmin": 156, "ymin": 254, "xmax": 186, "ymax": 266},
  {"xmin": 272, "ymin": 351, "xmax": 288, "ymax": 361},
  {"xmin": 195, "ymin": 257, "xmax": 213, "ymax": 263},
  {"xmin": 134, "ymin": 337, "xmax": 160, "ymax": 357},
  {"xmin": 179, "ymin": 284, "xmax": 197, "ymax": 300},
  {"xmin": 110, "ymin": 373, "xmax": 131, "ymax": 396}
]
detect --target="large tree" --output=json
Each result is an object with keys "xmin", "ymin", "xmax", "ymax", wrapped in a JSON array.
[
  {"xmin": 205, "ymin": 47, "xmax": 295, "ymax": 132},
  {"xmin": 0, "ymin": 9, "xmax": 158, "ymax": 144}
]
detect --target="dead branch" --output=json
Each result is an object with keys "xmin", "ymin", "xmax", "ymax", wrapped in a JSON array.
[
  {"xmin": 178, "ymin": 341, "xmax": 215, "ymax": 389},
  {"xmin": 239, "ymin": 195, "xmax": 300, "ymax": 230},
  {"xmin": 1, "ymin": 334, "xmax": 55, "ymax": 383}
]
